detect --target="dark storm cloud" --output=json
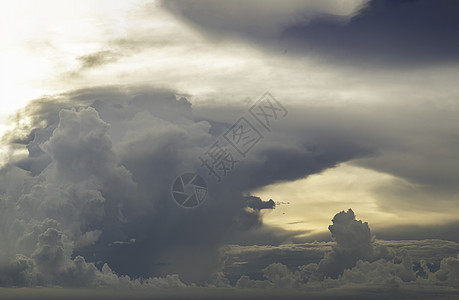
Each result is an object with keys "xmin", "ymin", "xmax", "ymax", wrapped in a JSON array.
[
  {"xmin": 0, "ymin": 86, "xmax": 374, "ymax": 288},
  {"xmin": 163, "ymin": 0, "xmax": 459, "ymax": 66},
  {"xmin": 11, "ymin": 86, "xmax": 459, "ymax": 232},
  {"xmin": 161, "ymin": 0, "xmax": 365, "ymax": 39},
  {"xmin": 283, "ymin": 0, "xmax": 459, "ymax": 66},
  {"xmin": 2, "ymin": 85, "xmax": 459, "ymax": 296},
  {"xmin": 193, "ymin": 106, "xmax": 376, "ymax": 192},
  {"xmin": 1, "ymin": 87, "xmax": 243, "ymax": 285},
  {"xmin": 5, "ymin": 87, "xmax": 459, "ymax": 234}
]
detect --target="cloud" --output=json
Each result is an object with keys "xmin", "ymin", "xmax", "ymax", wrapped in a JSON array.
[
  {"xmin": 77, "ymin": 50, "xmax": 121, "ymax": 70},
  {"xmin": 283, "ymin": 0, "xmax": 459, "ymax": 66},
  {"xmin": 162, "ymin": 0, "xmax": 367, "ymax": 38},
  {"xmin": 0, "ymin": 88, "xmax": 206, "ymax": 285},
  {"xmin": 3, "ymin": 84, "xmax": 459, "ymax": 289},
  {"xmin": 245, "ymin": 196, "xmax": 276, "ymax": 211},
  {"xmin": 3, "ymin": 86, "xmax": 370, "ymax": 287},
  {"xmin": 317, "ymin": 209, "xmax": 382, "ymax": 278},
  {"xmin": 374, "ymin": 222, "xmax": 459, "ymax": 243},
  {"xmin": 429, "ymin": 255, "xmax": 459, "ymax": 287},
  {"xmin": 228, "ymin": 209, "xmax": 459, "ymax": 295},
  {"xmin": 269, "ymin": 101, "xmax": 459, "ymax": 219},
  {"xmin": 163, "ymin": 0, "xmax": 459, "ymax": 66},
  {"xmin": 2, "ymin": 1, "xmax": 459, "ymax": 297},
  {"xmin": 63, "ymin": 50, "xmax": 126, "ymax": 79},
  {"xmin": 1, "ymin": 84, "xmax": 458, "ymax": 299},
  {"xmin": 0, "ymin": 216, "xmax": 188, "ymax": 288},
  {"xmin": 337, "ymin": 250, "xmax": 416, "ymax": 285}
]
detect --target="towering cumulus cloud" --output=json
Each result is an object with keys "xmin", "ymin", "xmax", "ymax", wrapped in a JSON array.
[
  {"xmin": 0, "ymin": 105, "xmax": 140, "ymax": 287},
  {"xmin": 318, "ymin": 208, "xmax": 391, "ymax": 278},
  {"xmin": 1, "ymin": 87, "xmax": 458, "ymax": 298},
  {"xmin": 3, "ymin": 90, "xmax": 200, "ymax": 285},
  {"xmin": 4, "ymin": 87, "xmax": 363, "ymax": 286}
]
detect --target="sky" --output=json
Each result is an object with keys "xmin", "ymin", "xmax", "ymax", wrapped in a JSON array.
[{"xmin": 0, "ymin": 0, "xmax": 459, "ymax": 299}]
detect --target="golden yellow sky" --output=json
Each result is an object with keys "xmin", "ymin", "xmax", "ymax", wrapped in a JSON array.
[{"xmin": 253, "ymin": 162, "xmax": 459, "ymax": 236}]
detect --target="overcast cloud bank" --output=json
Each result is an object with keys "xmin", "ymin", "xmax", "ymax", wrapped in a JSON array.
[{"xmin": 0, "ymin": 88, "xmax": 458, "ymax": 298}]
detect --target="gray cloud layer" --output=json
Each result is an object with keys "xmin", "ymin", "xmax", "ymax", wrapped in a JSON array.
[
  {"xmin": 163, "ymin": 0, "xmax": 459, "ymax": 66},
  {"xmin": 1, "ymin": 86, "xmax": 373, "ymax": 287},
  {"xmin": 1, "ymin": 86, "xmax": 458, "ymax": 298},
  {"xmin": 230, "ymin": 209, "xmax": 459, "ymax": 297}
]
